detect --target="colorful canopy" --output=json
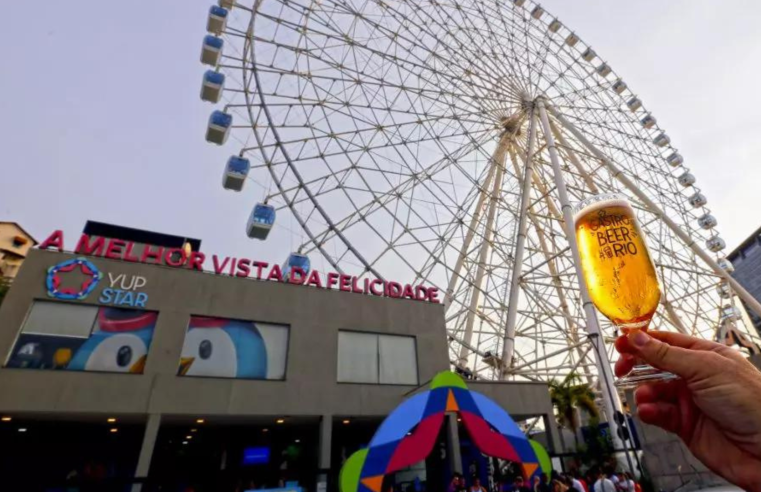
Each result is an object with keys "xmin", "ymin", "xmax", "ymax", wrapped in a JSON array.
[{"xmin": 339, "ymin": 372, "xmax": 542, "ymax": 492}]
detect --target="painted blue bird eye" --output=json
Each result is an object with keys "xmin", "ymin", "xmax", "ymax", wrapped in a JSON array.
[
  {"xmin": 117, "ymin": 346, "xmax": 133, "ymax": 367},
  {"xmin": 199, "ymin": 340, "xmax": 213, "ymax": 360}
]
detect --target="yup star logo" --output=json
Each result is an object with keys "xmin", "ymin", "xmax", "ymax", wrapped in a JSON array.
[{"xmin": 46, "ymin": 258, "xmax": 103, "ymax": 300}]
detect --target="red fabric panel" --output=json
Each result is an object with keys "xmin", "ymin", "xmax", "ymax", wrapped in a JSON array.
[
  {"xmin": 460, "ymin": 411, "xmax": 520, "ymax": 462},
  {"xmin": 386, "ymin": 413, "xmax": 445, "ymax": 473}
]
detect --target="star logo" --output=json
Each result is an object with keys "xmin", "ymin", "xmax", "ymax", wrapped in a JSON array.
[{"xmin": 46, "ymin": 258, "xmax": 103, "ymax": 300}]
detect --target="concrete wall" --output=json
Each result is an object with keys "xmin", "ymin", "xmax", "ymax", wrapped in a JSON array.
[
  {"xmin": 628, "ymin": 392, "xmax": 727, "ymax": 492},
  {"xmin": 729, "ymin": 237, "xmax": 761, "ymax": 334},
  {"xmin": 0, "ymin": 249, "xmax": 557, "ymax": 426}
]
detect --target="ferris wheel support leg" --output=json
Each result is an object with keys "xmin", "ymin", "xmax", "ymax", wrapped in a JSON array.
[
  {"xmin": 536, "ymin": 98, "xmax": 627, "ymax": 453},
  {"xmin": 445, "ymin": 163, "xmax": 497, "ymax": 306},
  {"xmin": 499, "ymin": 110, "xmax": 538, "ymax": 377},
  {"xmin": 457, "ymin": 134, "xmax": 510, "ymax": 367},
  {"xmin": 545, "ymin": 104, "xmax": 761, "ymax": 322}
]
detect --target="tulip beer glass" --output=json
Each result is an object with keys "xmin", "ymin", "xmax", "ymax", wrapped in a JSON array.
[{"xmin": 573, "ymin": 193, "xmax": 676, "ymax": 387}]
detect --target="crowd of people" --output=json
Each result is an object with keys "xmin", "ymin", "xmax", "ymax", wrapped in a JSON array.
[{"xmin": 447, "ymin": 468, "xmax": 641, "ymax": 492}]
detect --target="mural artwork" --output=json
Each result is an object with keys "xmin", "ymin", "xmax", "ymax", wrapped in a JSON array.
[
  {"xmin": 7, "ymin": 307, "xmax": 156, "ymax": 374},
  {"xmin": 178, "ymin": 316, "xmax": 289, "ymax": 380},
  {"xmin": 340, "ymin": 372, "xmax": 548, "ymax": 492}
]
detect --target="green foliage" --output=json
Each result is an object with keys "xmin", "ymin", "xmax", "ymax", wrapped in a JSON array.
[
  {"xmin": 549, "ymin": 372, "xmax": 599, "ymax": 435},
  {"xmin": 576, "ymin": 418, "xmax": 614, "ymax": 468}
]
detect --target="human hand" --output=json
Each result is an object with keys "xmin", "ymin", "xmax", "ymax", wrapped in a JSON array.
[{"xmin": 615, "ymin": 331, "xmax": 761, "ymax": 492}]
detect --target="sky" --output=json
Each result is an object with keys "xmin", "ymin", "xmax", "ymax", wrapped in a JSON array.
[{"xmin": 2, "ymin": 0, "xmax": 761, "ymax": 263}]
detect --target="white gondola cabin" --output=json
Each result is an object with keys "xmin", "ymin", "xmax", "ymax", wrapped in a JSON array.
[
  {"xmin": 201, "ymin": 35, "xmax": 224, "ymax": 66},
  {"xmin": 223, "ymin": 156, "xmax": 250, "ymax": 191},
  {"xmin": 641, "ymin": 114, "xmax": 656, "ymax": 129},
  {"xmin": 717, "ymin": 283, "xmax": 732, "ymax": 299},
  {"xmin": 582, "ymin": 48, "xmax": 596, "ymax": 61},
  {"xmin": 596, "ymin": 63, "xmax": 611, "ymax": 77},
  {"xmin": 566, "ymin": 33, "xmax": 579, "ymax": 47},
  {"xmin": 697, "ymin": 214, "xmax": 717, "ymax": 230},
  {"xmin": 548, "ymin": 19, "xmax": 561, "ymax": 32},
  {"xmin": 201, "ymin": 70, "xmax": 225, "ymax": 103},
  {"xmin": 721, "ymin": 305, "xmax": 741, "ymax": 322},
  {"xmin": 219, "ymin": 0, "xmax": 235, "ymax": 8},
  {"xmin": 688, "ymin": 193, "xmax": 707, "ymax": 208},
  {"xmin": 707, "ymin": 236, "xmax": 726, "ymax": 252},
  {"xmin": 653, "ymin": 133, "xmax": 670, "ymax": 147},
  {"xmin": 207, "ymin": 6, "xmax": 229, "ymax": 35},
  {"xmin": 718, "ymin": 258, "xmax": 734, "ymax": 273},
  {"xmin": 206, "ymin": 110, "xmax": 232, "ymax": 145},
  {"xmin": 666, "ymin": 152, "xmax": 683, "ymax": 167},
  {"xmin": 283, "ymin": 253, "xmax": 311, "ymax": 281},
  {"xmin": 531, "ymin": 6, "xmax": 544, "ymax": 19},
  {"xmin": 626, "ymin": 97, "xmax": 642, "ymax": 112},
  {"xmin": 677, "ymin": 172, "xmax": 695, "ymax": 187},
  {"xmin": 247, "ymin": 203, "xmax": 276, "ymax": 240},
  {"xmin": 513, "ymin": 0, "xmax": 526, "ymax": 6},
  {"xmin": 612, "ymin": 79, "xmax": 627, "ymax": 94}
]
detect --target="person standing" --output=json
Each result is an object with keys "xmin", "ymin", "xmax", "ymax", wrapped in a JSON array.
[
  {"xmin": 568, "ymin": 474, "xmax": 585, "ymax": 492},
  {"xmin": 469, "ymin": 478, "xmax": 487, "ymax": 492},
  {"xmin": 591, "ymin": 469, "xmax": 615, "ymax": 492}
]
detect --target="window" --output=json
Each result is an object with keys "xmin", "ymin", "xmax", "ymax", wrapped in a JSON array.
[
  {"xmin": 178, "ymin": 316, "xmax": 289, "ymax": 380},
  {"xmin": 337, "ymin": 331, "xmax": 418, "ymax": 385},
  {"xmin": 6, "ymin": 301, "xmax": 157, "ymax": 374}
]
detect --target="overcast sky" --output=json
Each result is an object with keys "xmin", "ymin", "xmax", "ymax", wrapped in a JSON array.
[{"xmin": 3, "ymin": 0, "xmax": 760, "ymax": 263}]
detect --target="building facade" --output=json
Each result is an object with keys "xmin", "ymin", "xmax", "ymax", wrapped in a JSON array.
[
  {"xmin": 728, "ymin": 226, "xmax": 761, "ymax": 335},
  {"xmin": 0, "ymin": 222, "xmax": 37, "ymax": 280},
  {"xmin": 0, "ymin": 246, "xmax": 558, "ymax": 491}
]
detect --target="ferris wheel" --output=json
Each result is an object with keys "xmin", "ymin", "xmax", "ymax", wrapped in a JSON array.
[{"xmin": 197, "ymin": 0, "xmax": 761, "ymax": 396}]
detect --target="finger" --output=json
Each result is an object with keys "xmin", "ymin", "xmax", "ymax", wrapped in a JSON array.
[
  {"xmin": 647, "ymin": 331, "xmax": 730, "ymax": 353},
  {"xmin": 634, "ymin": 381, "xmax": 681, "ymax": 405},
  {"xmin": 637, "ymin": 402, "xmax": 681, "ymax": 435},
  {"xmin": 614, "ymin": 354, "xmax": 635, "ymax": 378},
  {"xmin": 627, "ymin": 331, "xmax": 721, "ymax": 380}
]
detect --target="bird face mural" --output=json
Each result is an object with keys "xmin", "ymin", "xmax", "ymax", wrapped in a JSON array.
[
  {"xmin": 178, "ymin": 316, "xmax": 268, "ymax": 379},
  {"xmin": 68, "ymin": 308, "xmax": 157, "ymax": 374}
]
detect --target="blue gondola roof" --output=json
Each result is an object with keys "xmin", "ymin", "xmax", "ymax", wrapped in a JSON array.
[
  {"xmin": 210, "ymin": 110, "xmax": 232, "ymax": 127},
  {"xmin": 227, "ymin": 156, "xmax": 250, "ymax": 174},
  {"xmin": 204, "ymin": 70, "xmax": 225, "ymax": 85},
  {"xmin": 287, "ymin": 254, "xmax": 310, "ymax": 267},
  {"xmin": 204, "ymin": 35, "xmax": 224, "ymax": 49},
  {"xmin": 209, "ymin": 5, "xmax": 229, "ymax": 17},
  {"xmin": 252, "ymin": 204, "xmax": 276, "ymax": 223}
]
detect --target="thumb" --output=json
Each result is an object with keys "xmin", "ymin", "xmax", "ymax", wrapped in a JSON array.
[{"xmin": 627, "ymin": 331, "xmax": 716, "ymax": 380}]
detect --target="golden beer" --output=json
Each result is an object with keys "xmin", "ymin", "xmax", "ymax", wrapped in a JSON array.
[{"xmin": 574, "ymin": 197, "xmax": 660, "ymax": 332}]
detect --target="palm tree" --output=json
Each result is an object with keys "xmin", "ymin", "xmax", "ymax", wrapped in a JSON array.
[{"xmin": 549, "ymin": 372, "xmax": 599, "ymax": 450}]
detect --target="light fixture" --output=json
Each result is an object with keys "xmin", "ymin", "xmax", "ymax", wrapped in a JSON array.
[
  {"xmin": 182, "ymin": 441, "xmax": 189, "ymax": 445},
  {"xmin": 110, "ymin": 428, "xmax": 118, "ymax": 433},
  {"xmin": 295, "ymin": 439, "xmax": 300, "ymax": 443},
  {"xmin": 196, "ymin": 419, "xmax": 205, "ymax": 424},
  {"xmin": 107, "ymin": 418, "xmax": 117, "ymax": 423},
  {"xmin": 18, "ymin": 428, "xmax": 27, "ymax": 433},
  {"xmin": 186, "ymin": 435, "xmax": 193, "ymax": 439},
  {"xmin": 190, "ymin": 428, "xmax": 198, "ymax": 433},
  {"xmin": 1, "ymin": 416, "xmax": 11, "ymax": 422},
  {"xmin": 276, "ymin": 418, "xmax": 285, "ymax": 424},
  {"xmin": 262, "ymin": 428, "xmax": 269, "ymax": 433},
  {"xmin": 457, "ymin": 418, "xmax": 462, "ymax": 422},
  {"xmin": 342, "ymin": 419, "xmax": 350, "ymax": 425}
]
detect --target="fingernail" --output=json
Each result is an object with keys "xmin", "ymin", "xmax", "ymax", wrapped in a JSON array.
[{"xmin": 630, "ymin": 331, "xmax": 649, "ymax": 348}]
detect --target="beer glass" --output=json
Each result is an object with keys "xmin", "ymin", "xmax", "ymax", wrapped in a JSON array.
[{"xmin": 573, "ymin": 193, "xmax": 676, "ymax": 387}]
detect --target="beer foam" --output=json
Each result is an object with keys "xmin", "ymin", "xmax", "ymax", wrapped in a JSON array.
[{"xmin": 572, "ymin": 198, "xmax": 631, "ymax": 222}]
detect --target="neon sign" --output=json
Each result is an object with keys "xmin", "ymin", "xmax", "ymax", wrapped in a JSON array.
[{"xmin": 38, "ymin": 231, "xmax": 441, "ymax": 303}]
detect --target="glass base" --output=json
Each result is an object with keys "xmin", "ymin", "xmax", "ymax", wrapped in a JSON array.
[{"xmin": 615, "ymin": 364, "xmax": 679, "ymax": 389}]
